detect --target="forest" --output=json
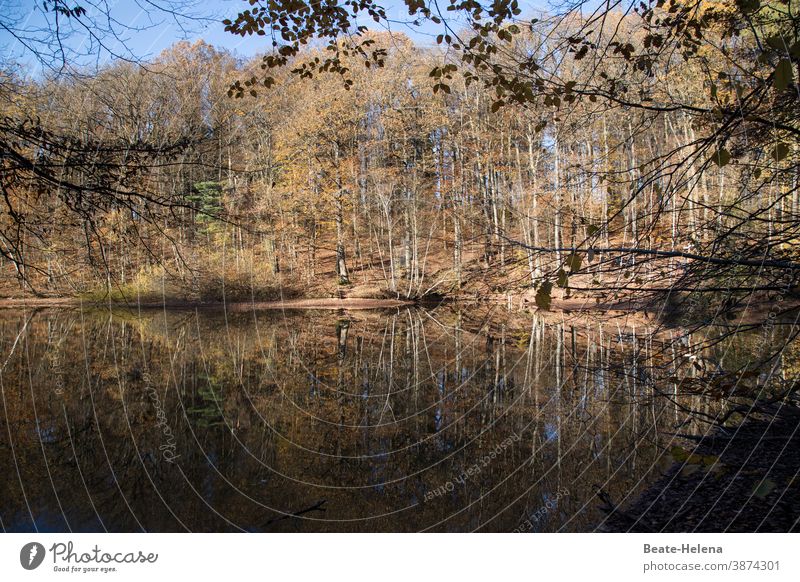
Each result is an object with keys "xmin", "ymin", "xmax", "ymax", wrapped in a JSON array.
[
  {"xmin": 0, "ymin": 0, "xmax": 799, "ymax": 533},
  {"xmin": 0, "ymin": 0, "xmax": 796, "ymax": 318}
]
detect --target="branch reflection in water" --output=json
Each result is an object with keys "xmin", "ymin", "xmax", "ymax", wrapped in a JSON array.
[{"xmin": 0, "ymin": 305, "xmax": 785, "ymax": 532}]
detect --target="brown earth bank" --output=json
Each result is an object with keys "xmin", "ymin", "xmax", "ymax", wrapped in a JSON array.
[
  {"xmin": 0, "ymin": 296, "xmax": 416, "ymax": 310},
  {"xmin": 599, "ymin": 404, "xmax": 800, "ymax": 532}
]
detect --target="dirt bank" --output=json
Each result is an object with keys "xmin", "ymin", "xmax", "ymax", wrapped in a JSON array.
[
  {"xmin": 599, "ymin": 405, "xmax": 800, "ymax": 532},
  {"xmin": 0, "ymin": 296, "xmax": 417, "ymax": 310}
]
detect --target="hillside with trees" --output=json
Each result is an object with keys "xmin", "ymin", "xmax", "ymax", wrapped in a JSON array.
[{"xmin": 0, "ymin": 1, "xmax": 795, "ymax": 318}]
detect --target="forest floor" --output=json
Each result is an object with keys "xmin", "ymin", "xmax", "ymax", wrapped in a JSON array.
[
  {"xmin": 1, "ymin": 244, "xmax": 797, "ymax": 329},
  {"xmin": 600, "ymin": 404, "xmax": 800, "ymax": 532},
  {"xmin": 0, "ymin": 243, "xmax": 640, "ymax": 309}
]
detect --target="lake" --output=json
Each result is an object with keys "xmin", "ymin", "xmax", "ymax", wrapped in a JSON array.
[{"xmin": 0, "ymin": 305, "xmax": 761, "ymax": 532}]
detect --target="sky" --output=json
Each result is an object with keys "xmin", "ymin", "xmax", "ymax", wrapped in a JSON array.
[
  {"xmin": 0, "ymin": 0, "xmax": 564, "ymax": 76},
  {"xmin": 0, "ymin": 0, "xmax": 551, "ymax": 75}
]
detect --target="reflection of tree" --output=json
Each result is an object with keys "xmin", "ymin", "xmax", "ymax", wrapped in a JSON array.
[{"xmin": 0, "ymin": 307, "xmax": 791, "ymax": 532}]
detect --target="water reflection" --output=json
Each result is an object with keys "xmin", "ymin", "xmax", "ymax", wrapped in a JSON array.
[{"xmin": 0, "ymin": 306, "xmax": 735, "ymax": 532}]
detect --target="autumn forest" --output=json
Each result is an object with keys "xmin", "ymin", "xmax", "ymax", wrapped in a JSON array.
[
  {"xmin": 1, "ymin": 0, "xmax": 799, "ymax": 534},
  {"xmin": 0, "ymin": 1, "xmax": 795, "ymax": 317}
]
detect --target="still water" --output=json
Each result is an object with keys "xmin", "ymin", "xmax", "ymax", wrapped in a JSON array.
[{"xmin": 0, "ymin": 305, "xmax": 749, "ymax": 532}]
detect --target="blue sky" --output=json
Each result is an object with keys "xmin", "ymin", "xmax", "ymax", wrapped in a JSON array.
[{"xmin": 0, "ymin": 0, "xmax": 549, "ymax": 74}]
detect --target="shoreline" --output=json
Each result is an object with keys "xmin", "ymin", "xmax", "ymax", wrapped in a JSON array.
[
  {"xmin": 599, "ymin": 406, "xmax": 800, "ymax": 532},
  {"xmin": 0, "ymin": 296, "xmax": 420, "ymax": 311},
  {"xmin": 0, "ymin": 295, "xmax": 794, "ymax": 330},
  {"xmin": 0, "ymin": 294, "xmax": 656, "ymax": 314}
]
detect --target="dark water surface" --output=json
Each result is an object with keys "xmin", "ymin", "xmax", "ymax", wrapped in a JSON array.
[{"xmin": 0, "ymin": 305, "xmax": 749, "ymax": 532}]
